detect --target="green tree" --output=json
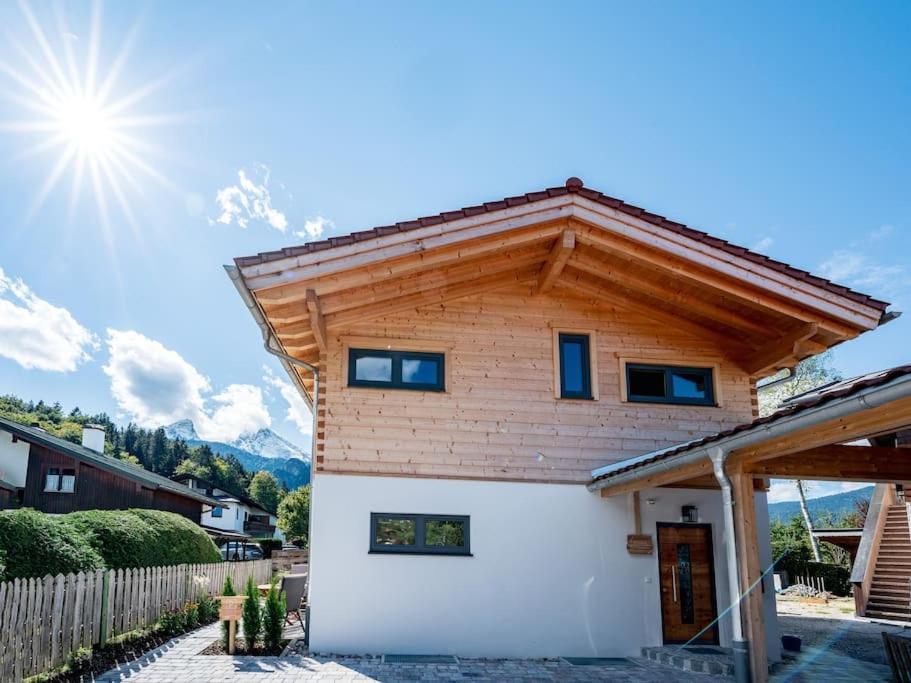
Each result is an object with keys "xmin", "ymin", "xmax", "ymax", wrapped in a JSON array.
[
  {"xmin": 759, "ymin": 353, "xmax": 842, "ymax": 562},
  {"xmin": 249, "ymin": 471, "xmax": 282, "ymax": 513},
  {"xmin": 241, "ymin": 577, "xmax": 262, "ymax": 651},
  {"xmin": 221, "ymin": 575, "xmax": 236, "ymax": 649},
  {"xmin": 278, "ymin": 485, "xmax": 311, "ymax": 545},
  {"xmin": 262, "ymin": 581, "xmax": 286, "ymax": 653}
]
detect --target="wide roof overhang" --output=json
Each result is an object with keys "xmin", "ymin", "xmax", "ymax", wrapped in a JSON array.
[
  {"xmin": 588, "ymin": 365, "xmax": 911, "ymax": 496},
  {"xmin": 229, "ymin": 178, "xmax": 894, "ymax": 405}
]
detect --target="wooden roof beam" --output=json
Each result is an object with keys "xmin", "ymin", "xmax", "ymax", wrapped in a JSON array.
[
  {"xmin": 740, "ymin": 323, "xmax": 818, "ymax": 376},
  {"xmin": 556, "ymin": 268, "xmax": 755, "ymax": 357},
  {"xmin": 745, "ymin": 444, "xmax": 911, "ymax": 482},
  {"xmin": 323, "ymin": 264, "xmax": 541, "ymax": 330},
  {"xmin": 572, "ymin": 222, "xmax": 863, "ymax": 338},
  {"xmin": 305, "ymin": 289, "xmax": 327, "ymax": 354},
  {"xmin": 535, "ymin": 230, "xmax": 575, "ymax": 295},
  {"xmin": 569, "ymin": 248, "xmax": 773, "ymax": 337}
]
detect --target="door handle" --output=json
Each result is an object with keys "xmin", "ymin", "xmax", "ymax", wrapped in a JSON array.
[{"xmin": 672, "ymin": 566, "xmax": 678, "ymax": 603}]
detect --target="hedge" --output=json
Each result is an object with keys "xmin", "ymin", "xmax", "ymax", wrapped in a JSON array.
[
  {"xmin": 0, "ymin": 508, "xmax": 104, "ymax": 580},
  {"xmin": 70, "ymin": 509, "xmax": 220, "ymax": 569},
  {"xmin": 0, "ymin": 508, "xmax": 220, "ymax": 580}
]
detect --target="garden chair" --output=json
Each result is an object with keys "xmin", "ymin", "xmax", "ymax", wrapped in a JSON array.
[
  {"xmin": 883, "ymin": 631, "xmax": 911, "ymax": 682},
  {"xmin": 281, "ymin": 573, "xmax": 308, "ymax": 625}
]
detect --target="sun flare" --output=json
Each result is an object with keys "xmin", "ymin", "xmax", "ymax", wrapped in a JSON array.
[
  {"xmin": 0, "ymin": 1, "xmax": 179, "ymax": 227},
  {"xmin": 57, "ymin": 94, "xmax": 114, "ymax": 156}
]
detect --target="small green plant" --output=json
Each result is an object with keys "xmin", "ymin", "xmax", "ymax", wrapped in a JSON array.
[
  {"xmin": 241, "ymin": 576, "xmax": 262, "ymax": 652},
  {"xmin": 158, "ymin": 609, "xmax": 186, "ymax": 636},
  {"xmin": 184, "ymin": 601, "xmax": 200, "ymax": 630},
  {"xmin": 198, "ymin": 593, "xmax": 219, "ymax": 622},
  {"xmin": 262, "ymin": 581, "xmax": 286, "ymax": 653},
  {"xmin": 221, "ymin": 575, "xmax": 236, "ymax": 649},
  {"xmin": 66, "ymin": 646, "xmax": 92, "ymax": 670}
]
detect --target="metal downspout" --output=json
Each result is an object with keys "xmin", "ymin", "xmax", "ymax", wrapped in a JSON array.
[
  {"xmin": 709, "ymin": 446, "xmax": 750, "ymax": 683},
  {"xmin": 224, "ymin": 265, "xmax": 318, "ymax": 646}
]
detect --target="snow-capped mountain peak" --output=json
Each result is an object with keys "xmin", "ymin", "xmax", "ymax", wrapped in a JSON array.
[
  {"xmin": 163, "ymin": 420, "xmax": 309, "ymax": 461},
  {"xmin": 164, "ymin": 419, "xmax": 198, "ymax": 441},
  {"xmin": 232, "ymin": 428, "xmax": 309, "ymax": 461}
]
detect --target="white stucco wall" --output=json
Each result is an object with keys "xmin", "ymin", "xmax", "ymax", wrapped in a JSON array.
[
  {"xmin": 309, "ymin": 474, "xmax": 779, "ymax": 659},
  {"xmin": 0, "ymin": 429, "xmax": 30, "ymax": 487}
]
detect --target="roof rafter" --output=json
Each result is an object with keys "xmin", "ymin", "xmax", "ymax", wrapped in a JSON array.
[
  {"xmin": 535, "ymin": 230, "xmax": 575, "ymax": 295},
  {"xmin": 568, "ymin": 246, "xmax": 774, "ymax": 338},
  {"xmin": 555, "ymin": 268, "xmax": 754, "ymax": 358}
]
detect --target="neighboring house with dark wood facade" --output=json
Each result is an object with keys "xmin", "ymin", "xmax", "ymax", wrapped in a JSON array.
[
  {"xmin": 228, "ymin": 178, "xmax": 907, "ymax": 681},
  {"xmin": 0, "ymin": 417, "xmax": 221, "ymax": 522}
]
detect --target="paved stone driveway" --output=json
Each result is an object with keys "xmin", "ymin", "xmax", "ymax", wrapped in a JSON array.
[{"xmin": 96, "ymin": 622, "xmax": 728, "ymax": 682}]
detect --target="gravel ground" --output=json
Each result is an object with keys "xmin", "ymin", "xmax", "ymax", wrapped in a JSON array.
[{"xmin": 779, "ymin": 614, "xmax": 910, "ymax": 666}]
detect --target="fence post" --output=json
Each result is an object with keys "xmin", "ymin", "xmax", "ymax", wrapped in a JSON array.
[{"xmin": 98, "ymin": 570, "xmax": 111, "ymax": 646}]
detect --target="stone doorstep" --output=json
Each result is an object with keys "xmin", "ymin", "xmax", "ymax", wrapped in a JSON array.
[{"xmin": 641, "ymin": 645, "xmax": 735, "ymax": 676}]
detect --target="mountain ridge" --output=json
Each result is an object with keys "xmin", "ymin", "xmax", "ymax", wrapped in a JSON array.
[
  {"xmin": 164, "ymin": 420, "xmax": 310, "ymax": 490},
  {"xmin": 768, "ymin": 485, "xmax": 873, "ymax": 525}
]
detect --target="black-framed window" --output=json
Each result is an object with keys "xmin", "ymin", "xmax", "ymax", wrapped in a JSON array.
[
  {"xmin": 44, "ymin": 467, "xmax": 76, "ymax": 493},
  {"xmin": 558, "ymin": 333, "xmax": 592, "ymax": 399},
  {"xmin": 370, "ymin": 513, "xmax": 470, "ymax": 556},
  {"xmin": 626, "ymin": 363, "xmax": 715, "ymax": 406},
  {"xmin": 348, "ymin": 348, "xmax": 445, "ymax": 391}
]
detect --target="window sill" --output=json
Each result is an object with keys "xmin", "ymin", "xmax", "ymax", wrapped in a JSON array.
[
  {"xmin": 625, "ymin": 398, "xmax": 719, "ymax": 408},
  {"xmin": 368, "ymin": 550, "xmax": 473, "ymax": 557}
]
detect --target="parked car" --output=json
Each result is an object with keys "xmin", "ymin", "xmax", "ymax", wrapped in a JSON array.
[{"xmin": 219, "ymin": 541, "xmax": 263, "ymax": 561}]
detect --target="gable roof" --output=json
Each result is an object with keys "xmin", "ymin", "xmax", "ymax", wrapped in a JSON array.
[
  {"xmin": 235, "ymin": 177, "xmax": 888, "ymax": 312},
  {"xmin": 589, "ymin": 364, "xmax": 911, "ymax": 487},
  {"xmin": 170, "ymin": 473, "xmax": 275, "ymax": 515},
  {"xmin": 0, "ymin": 417, "xmax": 223, "ymax": 507}
]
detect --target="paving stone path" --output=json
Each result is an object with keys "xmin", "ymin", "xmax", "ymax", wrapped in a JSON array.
[{"xmin": 96, "ymin": 622, "xmax": 728, "ymax": 682}]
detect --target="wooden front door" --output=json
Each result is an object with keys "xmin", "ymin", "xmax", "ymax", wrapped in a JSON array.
[{"xmin": 657, "ymin": 523, "xmax": 719, "ymax": 644}]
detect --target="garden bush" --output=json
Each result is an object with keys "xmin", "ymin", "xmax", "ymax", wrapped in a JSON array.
[
  {"xmin": 0, "ymin": 508, "xmax": 104, "ymax": 580},
  {"xmin": 69, "ymin": 508, "xmax": 220, "ymax": 569}
]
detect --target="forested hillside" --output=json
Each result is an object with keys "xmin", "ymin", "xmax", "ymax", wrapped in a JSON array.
[{"xmin": 0, "ymin": 394, "xmax": 256, "ymax": 499}]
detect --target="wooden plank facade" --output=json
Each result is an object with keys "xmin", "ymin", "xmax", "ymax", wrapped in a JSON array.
[
  {"xmin": 21, "ymin": 443, "xmax": 202, "ymax": 521},
  {"xmin": 319, "ymin": 285, "xmax": 756, "ymax": 483}
]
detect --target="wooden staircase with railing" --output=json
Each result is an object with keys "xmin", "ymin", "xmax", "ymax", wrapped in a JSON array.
[{"xmin": 865, "ymin": 502, "xmax": 911, "ymax": 620}]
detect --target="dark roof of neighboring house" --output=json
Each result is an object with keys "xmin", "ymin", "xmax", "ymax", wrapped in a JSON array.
[
  {"xmin": 0, "ymin": 417, "xmax": 223, "ymax": 507},
  {"xmin": 201, "ymin": 525, "xmax": 251, "ymax": 541},
  {"xmin": 171, "ymin": 473, "xmax": 275, "ymax": 515},
  {"xmin": 590, "ymin": 365, "xmax": 911, "ymax": 485},
  {"xmin": 235, "ymin": 177, "xmax": 889, "ymax": 312}
]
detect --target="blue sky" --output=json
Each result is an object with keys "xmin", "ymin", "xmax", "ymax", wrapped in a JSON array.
[{"xmin": 0, "ymin": 2, "xmax": 908, "ymax": 500}]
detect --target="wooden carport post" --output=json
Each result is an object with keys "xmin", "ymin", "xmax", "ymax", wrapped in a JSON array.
[{"xmin": 731, "ymin": 467, "xmax": 768, "ymax": 683}]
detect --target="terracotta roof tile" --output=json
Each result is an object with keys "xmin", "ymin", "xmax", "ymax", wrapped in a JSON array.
[{"xmin": 233, "ymin": 177, "xmax": 890, "ymax": 311}]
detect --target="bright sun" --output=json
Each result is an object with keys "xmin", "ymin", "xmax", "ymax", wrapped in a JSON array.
[
  {"xmin": 0, "ymin": 1, "xmax": 177, "ymax": 226},
  {"xmin": 57, "ymin": 95, "xmax": 114, "ymax": 156}
]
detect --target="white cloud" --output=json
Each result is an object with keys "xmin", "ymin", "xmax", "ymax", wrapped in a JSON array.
[
  {"xmin": 0, "ymin": 267, "xmax": 99, "ymax": 372},
  {"xmin": 751, "ymin": 236, "xmax": 774, "ymax": 252},
  {"xmin": 818, "ymin": 251, "xmax": 865, "ymax": 282},
  {"xmin": 103, "ymin": 329, "xmax": 271, "ymax": 441},
  {"xmin": 818, "ymin": 250, "xmax": 910, "ymax": 303},
  {"xmin": 294, "ymin": 215, "xmax": 333, "ymax": 241},
  {"xmin": 263, "ymin": 365, "xmax": 313, "ymax": 437},
  {"xmin": 212, "ymin": 164, "xmax": 289, "ymax": 232},
  {"xmin": 869, "ymin": 224, "xmax": 894, "ymax": 241}
]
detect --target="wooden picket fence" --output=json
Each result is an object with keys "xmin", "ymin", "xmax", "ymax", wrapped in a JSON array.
[{"xmin": 0, "ymin": 559, "xmax": 271, "ymax": 682}]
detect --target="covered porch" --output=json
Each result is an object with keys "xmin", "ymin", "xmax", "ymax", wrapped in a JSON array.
[{"xmin": 589, "ymin": 365, "xmax": 911, "ymax": 682}]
